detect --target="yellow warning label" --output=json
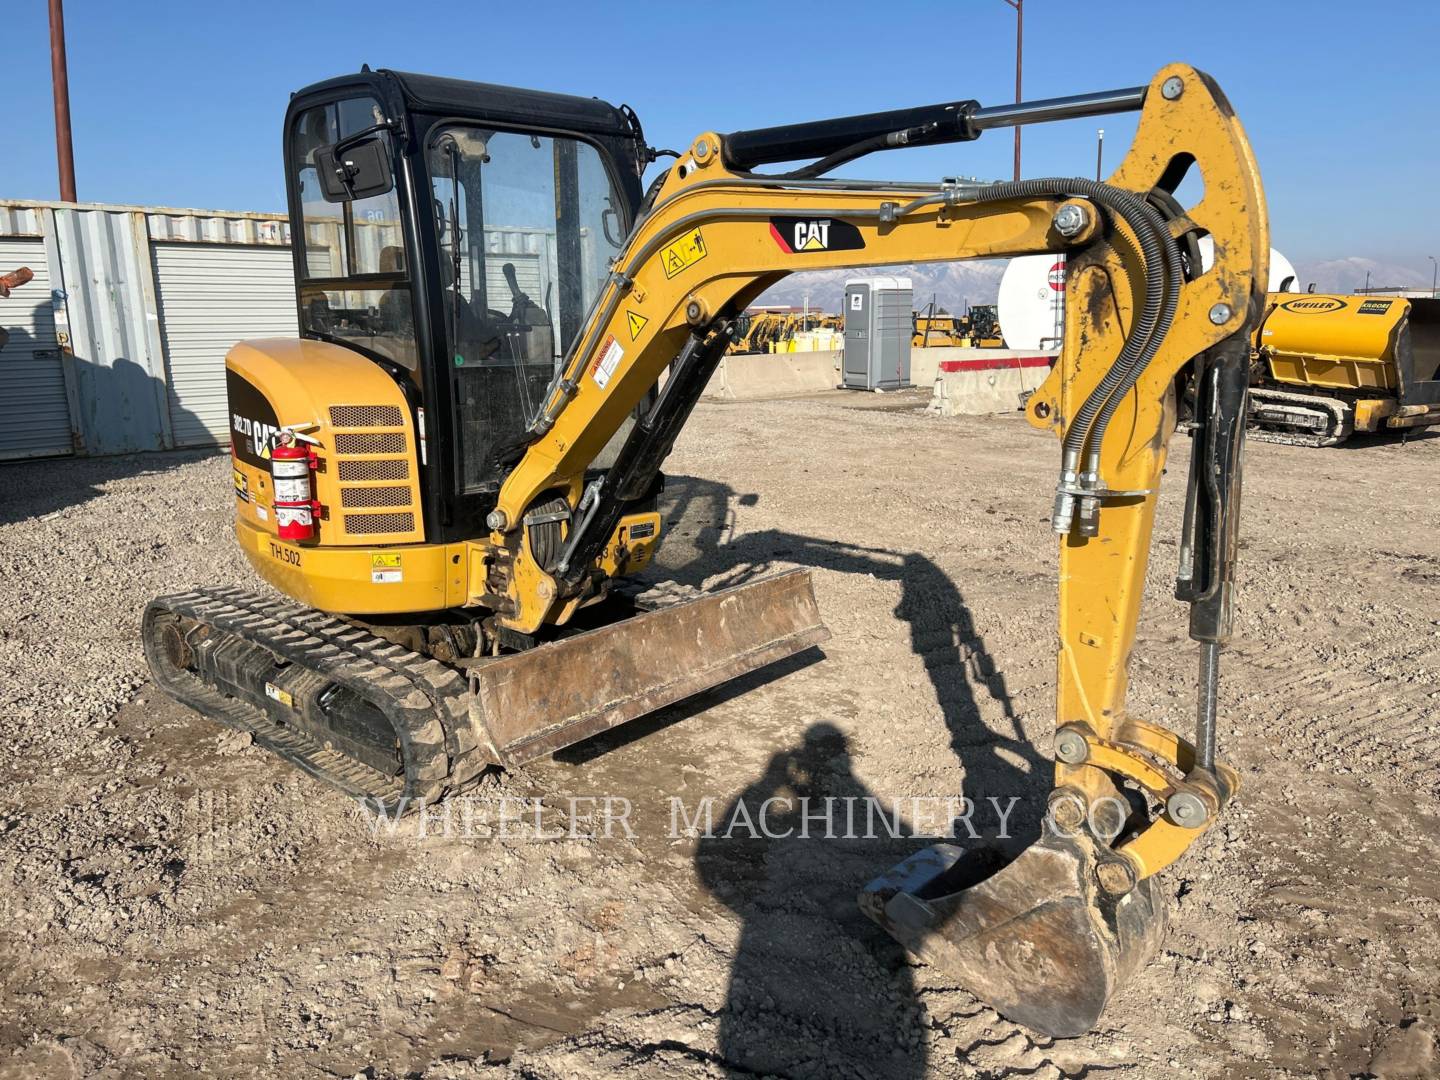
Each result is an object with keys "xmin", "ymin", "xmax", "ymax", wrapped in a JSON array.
[
  {"xmin": 264, "ymin": 682, "xmax": 294, "ymax": 708},
  {"xmin": 626, "ymin": 310, "xmax": 650, "ymax": 340},
  {"xmin": 660, "ymin": 229, "xmax": 707, "ymax": 279},
  {"xmin": 370, "ymin": 553, "xmax": 402, "ymax": 568}
]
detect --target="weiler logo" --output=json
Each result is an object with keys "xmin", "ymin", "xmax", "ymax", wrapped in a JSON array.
[
  {"xmin": 1279, "ymin": 296, "xmax": 1346, "ymax": 315},
  {"xmin": 769, "ymin": 217, "xmax": 865, "ymax": 254}
]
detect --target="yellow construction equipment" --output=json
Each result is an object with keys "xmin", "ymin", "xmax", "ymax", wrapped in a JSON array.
[
  {"xmin": 1249, "ymin": 292, "xmax": 1440, "ymax": 445},
  {"xmin": 730, "ymin": 308, "xmax": 841, "ymax": 353},
  {"xmin": 912, "ymin": 302, "xmax": 1006, "ymax": 348},
  {"xmin": 912, "ymin": 302, "xmax": 970, "ymax": 347},
  {"xmin": 143, "ymin": 64, "xmax": 1267, "ymax": 1036}
]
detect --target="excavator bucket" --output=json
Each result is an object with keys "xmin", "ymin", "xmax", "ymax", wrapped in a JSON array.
[
  {"xmin": 860, "ymin": 825, "xmax": 1166, "ymax": 1038},
  {"xmin": 470, "ymin": 569, "xmax": 831, "ymax": 765}
]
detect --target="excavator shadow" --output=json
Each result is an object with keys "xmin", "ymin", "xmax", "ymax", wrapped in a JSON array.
[
  {"xmin": 643, "ymin": 472, "xmax": 1051, "ymax": 855},
  {"xmin": 603, "ymin": 473, "xmax": 1054, "ymax": 1073}
]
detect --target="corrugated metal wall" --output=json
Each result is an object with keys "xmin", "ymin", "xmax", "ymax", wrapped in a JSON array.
[
  {"xmin": 0, "ymin": 235, "xmax": 76, "ymax": 458},
  {"xmin": 50, "ymin": 208, "xmax": 171, "ymax": 454},
  {"xmin": 153, "ymin": 244, "xmax": 298, "ymax": 446},
  {"xmin": 0, "ymin": 200, "xmax": 295, "ymax": 459}
]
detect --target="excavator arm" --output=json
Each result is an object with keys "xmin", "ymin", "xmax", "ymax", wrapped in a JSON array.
[{"xmin": 480, "ymin": 63, "xmax": 1267, "ymax": 1036}]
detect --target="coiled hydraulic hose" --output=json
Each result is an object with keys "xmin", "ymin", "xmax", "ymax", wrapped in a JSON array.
[
  {"xmin": 955, "ymin": 179, "xmax": 1173, "ymax": 456},
  {"xmin": 896, "ymin": 178, "xmax": 1180, "ymax": 528},
  {"xmin": 1083, "ymin": 194, "xmax": 1184, "ymax": 481}
]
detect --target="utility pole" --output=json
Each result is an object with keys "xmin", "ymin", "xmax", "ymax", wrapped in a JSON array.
[
  {"xmin": 1003, "ymin": 0, "xmax": 1022, "ymax": 180},
  {"xmin": 1095, "ymin": 129, "xmax": 1104, "ymax": 181},
  {"xmin": 1364, "ymin": 270, "xmax": 1371, "ymax": 295},
  {"xmin": 49, "ymin": 0, "xmax": 77, "ymax": 202},
  {"xmin": 1430, "ymin": 255, "xmax": 1437, "ymax": 298}
]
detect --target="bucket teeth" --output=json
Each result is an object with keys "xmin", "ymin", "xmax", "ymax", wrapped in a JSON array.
[{"xmin": 860, "ymin": 826, "xmax": 1167, "ymax": 1038}]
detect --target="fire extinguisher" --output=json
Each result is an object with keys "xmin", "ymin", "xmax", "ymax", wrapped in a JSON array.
[{"xmin": 271, "ymin": 434, "xmax": 320, "ymax": 541}]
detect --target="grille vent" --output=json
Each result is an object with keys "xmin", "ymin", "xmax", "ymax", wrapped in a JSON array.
[
  {"xmin": 340, "ymin": 485, "xmax": 412, "ymax": 509},
  {"xmin": 344, "ymin": 512, "xmax": 415, "ymax": 535},
  {"xmin": 334, "ymin": 432, "xmax": 406, "ymax": 455},
  {"xmin": 338, "ymin": 458, "xmax": 408, "ymax": 482},
  {"xmin": 329, "ymin": 405, "xmax": 403, "ymax": 428}
]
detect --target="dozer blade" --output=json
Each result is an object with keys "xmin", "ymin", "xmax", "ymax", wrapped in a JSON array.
[
  {"xmin": 860, "ymin": 825, "xmax": 1166, "ymax": 1038},
  {"xmin": 471, "ymin": 569, "xmax": 830, "ymax": 765}
]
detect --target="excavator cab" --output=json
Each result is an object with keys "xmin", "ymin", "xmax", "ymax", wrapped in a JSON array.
[{"xmin": 280, "ymin": 70, "xmax": 649, "ymax": 533}]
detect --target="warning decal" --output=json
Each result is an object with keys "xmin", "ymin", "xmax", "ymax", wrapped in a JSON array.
[
  {"xmin": 626, "ymin": 310, "xmax": 650, "ymax": 340},
  {"xmin": 591, "ymin": 334, "xmax": 625, "ymax": 390},
  {"xmin": 660, "ymin": 229, "xmax": 707, "ymax": 279},
  {"xmin": 369, "ymin": 552, "xmax": 402, "ymax": 583}
]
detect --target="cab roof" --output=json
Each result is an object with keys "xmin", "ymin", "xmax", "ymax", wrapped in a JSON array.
[{"xmin": 289, "ymin": 67, "xmax": 638, "ymax": 140}]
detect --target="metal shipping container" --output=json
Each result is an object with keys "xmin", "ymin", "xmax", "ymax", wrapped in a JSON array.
[
  {"xmin": 49, "ymin": 207, "xmax": 171, "ymax": 454},
  {"xmin": 0, "ymin": 234, "xmax": 76, "ymax": 458},
  {"xmin": 153, "ymin": 243, "xmax": 297, "ymax": 446},
  {"xmin": 0, "ymin": 199, "xmax": 295, "ymax": 459}
]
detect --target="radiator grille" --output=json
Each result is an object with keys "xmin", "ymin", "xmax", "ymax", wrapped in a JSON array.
[
  {"xmin": 344, "ymin": 512, "xmax": 415, "ymax": 535},
  {"xmin": 334, "ymin": 432, "xmax": 406, "ymax": 455},
  {"xmin": 340, "ymin": 485, "xmax": 412, "ymax": 509},
  {"xmin": 338, "ymin": 458, "xmax": 408, "ymax": 482},
  {"xmin": 329, "ymin": 404, "xmax": 403, "ymax": 428}
]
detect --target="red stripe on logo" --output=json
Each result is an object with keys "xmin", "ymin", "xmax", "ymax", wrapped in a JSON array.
[{"xmin": 768, "ymin": 222, "xmax": 792, "ymax": 253}]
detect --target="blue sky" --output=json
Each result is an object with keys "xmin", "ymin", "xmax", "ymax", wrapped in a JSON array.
[{"xmin": 8, "ymin": 0, "xmax": 1439, "ymax": 278}]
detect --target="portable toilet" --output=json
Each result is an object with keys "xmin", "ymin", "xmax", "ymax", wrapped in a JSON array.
[{"xmin": 843, "ymin": 276, "xmax": 913, "ymax": 389}]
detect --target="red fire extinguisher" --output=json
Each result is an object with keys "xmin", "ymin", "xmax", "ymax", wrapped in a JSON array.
[{"xmin": 271, "ymin": 434, "xmax": 320, "ymax": 541}]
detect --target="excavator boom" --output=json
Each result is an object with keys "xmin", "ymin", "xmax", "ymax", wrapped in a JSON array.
[{"xmin": 475, "ymin": 63, "xmax": 1265, "ymax": 1036}]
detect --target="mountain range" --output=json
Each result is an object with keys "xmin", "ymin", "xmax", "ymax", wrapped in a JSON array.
[{"xmin": 757, "ymin": 256, "xmax": 1433, "ymax": 314}]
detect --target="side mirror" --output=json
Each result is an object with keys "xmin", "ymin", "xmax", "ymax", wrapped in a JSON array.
[{"xmin": 316, "ymin": 137, "xmax": 394, "ymax": 203}]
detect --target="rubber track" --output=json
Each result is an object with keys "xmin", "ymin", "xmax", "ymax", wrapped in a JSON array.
[
  {"xmin": 143, "ymin": 587, "xmax": 490, "ymax": 811},
  {"xmin": 1247, "ymin": 388, "xmax": 1354, "ymax": 448}
]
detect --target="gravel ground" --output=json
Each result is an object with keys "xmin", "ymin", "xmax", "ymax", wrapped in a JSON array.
[{"xmin": 1, "ymin": 396, "xmax": 1438, "ymax": 1079}]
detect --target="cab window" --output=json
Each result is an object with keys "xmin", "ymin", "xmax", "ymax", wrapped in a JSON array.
[
  {"xmin": 289, "ymin": 96, "xmax": 417, "ymax": 369},
  {"xmin": 429, "ymin": 127, "xmax": 625, "ymax": 491}
]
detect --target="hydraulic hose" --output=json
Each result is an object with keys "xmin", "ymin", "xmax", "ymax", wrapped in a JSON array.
[
  {"xmin": 953, "ymin": 179, "xmax": 1172, "ymax": 460},
  {"xmin": 1083, "ymin": 195, "xmax": 1184, "ymax": 480},
  {"xmin": 906, "ymin": 178, "xmax": 1179, "ymax": 528}
]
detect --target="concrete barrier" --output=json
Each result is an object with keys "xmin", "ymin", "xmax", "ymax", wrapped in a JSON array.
[
  {"xmin": 700, "ymin": 346, "xmax": 1056, "ymax": 410},
  {"xmin": 702, "ymin": 350, "xmax": 840, "ymax": 401},
  {"xmin": 925, "ymin": 348, "xmax": 1058, "ymax": 416}
]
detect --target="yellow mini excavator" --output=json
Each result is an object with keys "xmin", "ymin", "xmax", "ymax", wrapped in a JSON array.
[{"xmin": 144, "ymin": 64, "xmax": 1267, "ymax": 1037}]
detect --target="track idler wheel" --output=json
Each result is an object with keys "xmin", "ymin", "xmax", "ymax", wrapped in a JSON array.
[{"xmin": 860, "ymin": 824, "xmax": 1166, "ymax": 1038}]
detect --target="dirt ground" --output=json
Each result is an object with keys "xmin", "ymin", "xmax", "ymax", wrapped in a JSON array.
[{"xmin": 2, "ymin": 392, "xmax": 1438, "ymax": 1079}]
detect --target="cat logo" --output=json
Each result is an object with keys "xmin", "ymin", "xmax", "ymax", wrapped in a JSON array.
[
  {"xmin": 232, "ymin": 413, "xmax": 280, "ymax": 459},
  {"xmin": 768, "ymin": 216, "xmax": 865, "ymax": 255}
]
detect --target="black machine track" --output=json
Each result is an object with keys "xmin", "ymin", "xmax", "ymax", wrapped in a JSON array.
[
  {"xmin": 1247, "ymin": 388, "xmax": 1354, "ymax": 447},
  {"xmin": 142, "ymin": 588, "xmax": 491, "ymax": 810}
]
